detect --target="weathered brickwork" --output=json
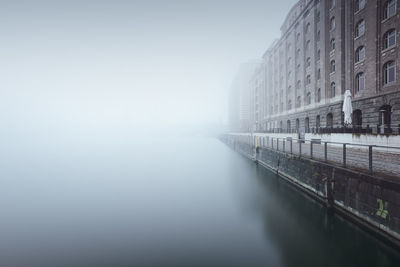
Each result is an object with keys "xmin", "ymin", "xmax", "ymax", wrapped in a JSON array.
[{"xmin": 244, "ymin": 0, "xmax": 400, "ymax": 132}]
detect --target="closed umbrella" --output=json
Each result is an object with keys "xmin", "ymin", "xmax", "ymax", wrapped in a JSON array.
[{"xmin": 342, "ymin": 89, "xmax": 353, "ymax": 125}]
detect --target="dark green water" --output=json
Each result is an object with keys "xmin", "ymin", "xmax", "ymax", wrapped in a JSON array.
[{"xmin": 0, "ymin": 135, "xmax": 399, "ymax": 266}]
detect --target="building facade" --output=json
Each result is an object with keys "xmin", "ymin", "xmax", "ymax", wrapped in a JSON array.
[{"xmin": 248, "ymin": 0, "xmax": 400, "ymax": 134}]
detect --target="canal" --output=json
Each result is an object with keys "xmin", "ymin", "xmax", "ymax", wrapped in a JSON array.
[{"xmin": 0, "ymin": 134, "xmax": 399, "ymax": 266}]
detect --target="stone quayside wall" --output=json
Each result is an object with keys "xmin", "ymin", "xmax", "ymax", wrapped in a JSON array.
[{"xmin": 221, "ymin": 135, "xmax": 400, "ymax": 248}]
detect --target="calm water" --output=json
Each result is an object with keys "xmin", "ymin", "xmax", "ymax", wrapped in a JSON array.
[{"xmin": 1, "ymin": 133, "xmax": 399, "ymax": 266}]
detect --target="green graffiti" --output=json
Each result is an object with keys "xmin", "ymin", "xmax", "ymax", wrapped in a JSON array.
[{"xmin": 376, "ymin": 199, "xmax": 389, "ymax": 219}]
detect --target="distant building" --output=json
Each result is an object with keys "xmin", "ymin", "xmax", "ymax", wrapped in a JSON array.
[
  {"xmin": 247, "ymin": 0, "xmax": 400, "ymax": 134},
  {"xmin": 229, "ymin": 61, "xmax": 262, "ymax": 131}
]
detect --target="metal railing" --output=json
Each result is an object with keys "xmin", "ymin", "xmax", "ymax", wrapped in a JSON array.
[
  {"xmin": 254, "ymin": 124, "xmax": 400, "ymax": 135},
  {"xmin": 223, "ymin": 134, "xmax": 400, "ymax": 178}
]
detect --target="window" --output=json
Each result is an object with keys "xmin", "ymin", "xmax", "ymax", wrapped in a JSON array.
[
  {"xmin": 306, "ymin": 92, "xmax": 311, "ymax": 105},
  {"xmin": 330, "ymin": 17, "xmax": 336, "ymax": 30},
  {"xmin": 296, "ymin": 49, "xmax": 301, "ymax": 58},
  {"xmin": 288, "ymin": 57, "xmax": 292, "ymax": 65},
  {"xmin": 317, "ymin": 30, "xmax": 320, "ymax": 41},
  {"xmin": 287, "ymin": 120, "xmax": 291, "ymax": 130},
  {"xmin": 327, "ymin": 113, "xmax": 334, "ymax": 127},
  {"xmin": 306, "ymin": 75, "xmax": 311, "ymax": 85},
  {"xmin": 384, "ymin": 0, "xmax": 397, "ymax": 19},
  {"xmin": 297, "ymin": 80, "xmax": 301, "ymax": 89},
  {"xmin": 306, "ymin": 57, "xmax": 311, "ymax": 67},
  {"xmin": 306, "ymin": 23, "xmax": 311, "ymax": 34},
  {"xmin": 297, "ymin": 64, "xmax": 301, "ymax": 73},
  {"xmin": 330, "ymin": 38, "xmax": 336, "ymax": 51},
  {"xmin": 317, "ymin": 49, "xmax": 321, "ymax": 60},
  {"xmin": 355, "ymin": 20, "xmax": 365, "ymax": 37},
  {"xmin": 305, "ymin": 117, "xmax": 310, "ymax": 132},
  {"xmin": 355, "ymin": 0, "xmax": 366, "ymax": 12},
  {"xmin": 288, "ymin": 86, "xmax": 292, "ymax": 93},
  {"xmin": 288, "ymin": 100, "xmax": 292, "ymax": 110},
  {"xmin": 383, "ymin": 29, "xmax": 396, "ymax": 49},
  {"xmin": 383, "ymin": 61, "xmax": 396, "ymax": 84},
  {"xmin": 353, "ymin": 109, "xmax": 362, "ymax": 126},
  {"xmin": 316, "ymin": 11, "xmax": 320, "ymax": 22},
  {"xmin": 296, "ymin": 96, "xmax": 301, "ymax": 107},
  {"xmin": 330, "ymin": 0, "xmax": 336, "ymax": 9},
  {"xmin": 316, "ymin": 88, "xmax": 321, "ymax": 102},
  {"xmin": 316, "ymin": 115, "xmax": 321, "ymax": 128},
  {"xmin": 317, "ymin": 69, "xmax": 321, "ymax": 80},
  {"xmin": 288, "ymin": 71, "xmax": 291, "ymax": 79},
  {"xmin": 296, "ymin": 33, "xmax": 301, "ymax": 41},
  {"xmin": 306, "ymin": 40, "xmax": 311, "ymax": 50},
  {"xmin": 330, "ymin": 60, "xmax": 336, "ymax": 73},
  {"xmin": 331, "ymin": 82, "xmax": 336, "ymax": 97},
  {"xmin": 355, "ymin": 46, "xmax": 366, "ymax": 62},
  {"xmin": 356, "ymin": 72, "xmax": 365, "ymax": 91}
]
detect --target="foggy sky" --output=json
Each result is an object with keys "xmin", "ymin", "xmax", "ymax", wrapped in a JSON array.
[{"xmin": 1, "ymin": 0, "xmax": 297, "ymax": 132}]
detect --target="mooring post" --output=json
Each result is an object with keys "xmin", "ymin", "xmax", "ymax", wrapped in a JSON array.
[
  {"xmin": 324, "ymin": 142, "xmax": 328, "ymax": 162},
  {"xmin": 310, "ymin": 141, "xmax": 313, "ymax": 159},
  {"xmin": 277, "ymin": 139, "xmax": 279, "ymax": 151},
  {"xmin": 369, "ymin": 145, "xmax": 373, "ymax": 174},
  {"xmin": 272, "ymin": 138, "xmax": 274, "ymax": 150},
  {"xmin": 283, "ymin": 140, "xmax": 286, "ymax": 153},
  {"xmin": 290, "ymin": 139, "xmax": 293, "ymax": 154},
  {"xmin": 343, "ymin": 144, "xmax": 346, "ymax": 168},
  {"xmin": 299, "ymin": 141, "xmax": 302, "ymax": 157}
]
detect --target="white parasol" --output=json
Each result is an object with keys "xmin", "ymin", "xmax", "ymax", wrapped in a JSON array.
[{"xmin": 342, "ymin": 89, "xmax": 353, "ymax": 125}]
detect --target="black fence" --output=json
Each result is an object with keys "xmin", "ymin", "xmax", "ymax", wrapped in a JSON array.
[{"xmin": 255, "ymin": 124, "xmax": 400, "ymax": 135}]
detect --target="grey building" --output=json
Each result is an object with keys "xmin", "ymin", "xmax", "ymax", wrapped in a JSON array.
[{"xmin": 248, "ymin": 0, "xmax": 400, "ymax": 134}]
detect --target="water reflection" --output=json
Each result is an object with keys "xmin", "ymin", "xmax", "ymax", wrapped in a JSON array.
[{"xmin": 0, "ymin": 135, "xmax": 398, "ymax": 267}]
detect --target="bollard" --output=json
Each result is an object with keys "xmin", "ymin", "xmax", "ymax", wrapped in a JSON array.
[
  {"xmin": 290, "ymin": 140, "xmax": 293, "ymax": 154},
  {"xmin": 369, "ymin": 145, "xmax": 373, "ymax": 174},
  {"xmin": 310, "ymin": 141, "xmax": 313, "ymax": 159},
  {"xmin": 283, "ymin": 140, "xmax": 286, "ymax": 153},
  {"xmin": 324, "ymin": 142, "xmax": 328, "ymax": 162},
  {"xmin": 343, "ymin": 144, "xmax": 346, "ymax": 168},
  {"xmin": 299, "ymin": 141, "xmax": 302, "ymax": 157},
  {"xmin": 277, "ymin": 139, "xmax": 279, "ymax": 151}
]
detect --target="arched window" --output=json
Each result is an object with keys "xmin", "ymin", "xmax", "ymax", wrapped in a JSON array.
[
  {"xmin": 296, "ymin": 96, "xmax": 301, "ymax": 107},
  {"xmin": 306, "ymin": 75, "xmax": 311, "ymax": 85},
  {"xmin": 317, "ymin": 69, "xmax": 321, "ymax": 80},
  {"xmin": 331, "ymin": 82, "xmax": 336, "ymax": 97},
  {"xmin": 306, "ymin": 23, "xmax": 311, "ymax": 34},
  {"xmin": 305, "ymin": 117, "xmax": 310, "ymax": 132},
  {"xmin": 355, "ymin": 0, "xmax": 366, "ymax": 12},
  {"xmin": 383, "ymin": 29, "xmax": 396, "ymax": 49},
  {"xmin": 356, "ymin": 72, "xmax": 365, "ymax": 91},
  {"xmin": 384, "ymin": 0, "xmax": 397, "ymax": 19},
  {"xmin": 296, "ymin": 118, "xmax": 300, "ymax": 130},
  {"xmin": 326, "ymin": 113, "xmax": 334, "ymax": 127},
  {"xmin": 288, "ymin": 100, "xmax": 292, "ymax": 110},
  {"xmin": 379, "ymin": 105, "xmax": 392, "ymax": 128},
  {"xmin": 296, "ymin": 48, "xmax": 301, "ymax": 58},
  {"xmin": 288, "ymin": 86, "xmax": 292, "ymax": 93},
  {"xmin": 317, "ymin": 30, "xmax": 320, "ymax": 41},
  {"xmin": 330, "ymin": 0, "xmax": 336, "ymax": 9},
  {"xmin": 306, "ymin": 57, "xmax": 311, "ymax": 67},
  {"xmin": 287, "ymin": 71, "xmax": 291, "ymax": 80},
  {"xmin": 287, "ymin": 120, "xmax": 291, "ymax": 131},
  {"xmin": 287, "ymin": 57, "xmax": 292, "ymax": 65},
  {"xmin": 316, "ymin": 115, "xmax": 321, "ymax": 128},
  {"xmin": 353, "ymin": 109, "xmax": 362, "ymax": 126},
  {"xmin": 330, "ymin": 38, "xmax": 336, "ymax": 51},
  {"xmin": 330, "ymin": 60, "xmax": 336, "ymax": 73},
  {"xmin": 297, "ymin": 80, "xmax": 302, "ymax": 89},
  {"xmin": 296, "ymin": 32, "xmax": 301, "ymax": 41},
  {"xmin": 355, "ymin": 20, "xmax": 365, "ymax": 37},
  {"xmin": 355, "ymin": 46, "xmax": 366, "ymax": 62},
  {"xmin": 306, "ymin": 92, "xmax": 311, "ymax": 105},
  {"xmin": 330, "ymin": 17, "xmax": 336, "ymax": 30},
  {"xmin": 306, "ymin": 40, "xmax": 311, "ymax": 51},
  {"xmin": 383, "ymin": 61, "xmax": 396, "ymax": 84},
  {"xmin": 317, "ymin": 49, "xmax": 321, "ymax": 60},
  {"xmin": 316, "ymin": 88, "xmax": 321, "ymax": 102}
]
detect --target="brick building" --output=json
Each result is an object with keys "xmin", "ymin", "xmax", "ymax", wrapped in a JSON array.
[{"xmin": 249, "ymin": 0, "xmax": 400, "ymax": 134}]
